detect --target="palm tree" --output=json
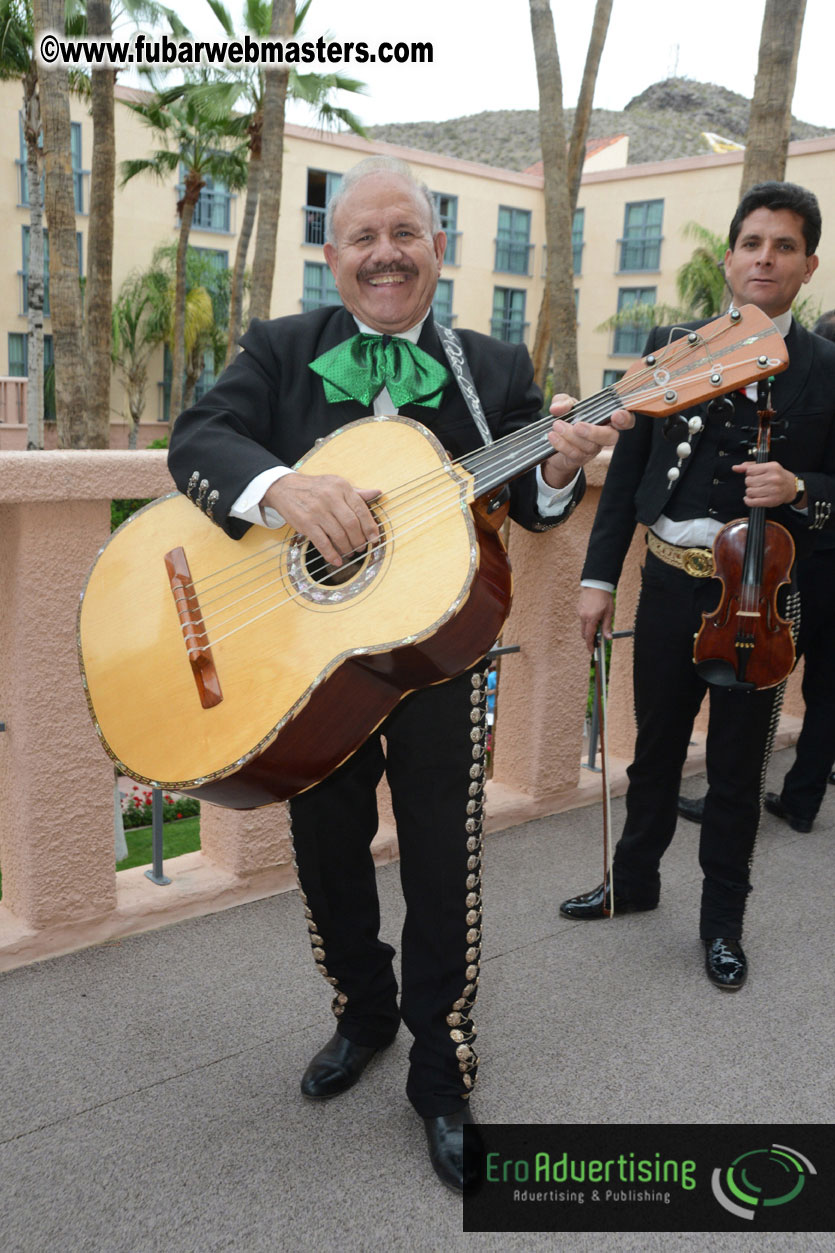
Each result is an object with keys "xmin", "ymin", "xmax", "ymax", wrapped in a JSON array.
[
  {"xmin": 740, "ymin": 0, "xmax": 807, "ymax": 193},
  {"xmin": 528, "ymin": 0, "xmax": 613, "ymax": 395},
  {"xmin": 185, "ymin": 0, "xmax": 366, "ymax": 363},
  {"xmin": 111, "ymin": 267, "xmax": 169, "ymax": 446},
  {"xmin": 248, "ymin": 0, "xmax": 294, "ymax": 323},
  {"xmin": 676, "ymin": 223, "xmax": 729, "ymax": 318},
  {"xmin": 121, "ymin": 89, "xmax": 248, "ymax": 428},
  {"xmin": 83, "ymin": 0, "xmax": 115, "ymax": 447},
  {"xmin": 1, "ymin": 0, "xmax": 45, "ymax": 448},
  {"xmin": 112, "ymin": 247, "xmax": 224, "ymax": 444},
  {"xmin": 33, "ymin": 0, "xmax": 87, "ymax": 447}
]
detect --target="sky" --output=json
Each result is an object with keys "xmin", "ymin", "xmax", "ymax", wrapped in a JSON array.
[{"xmin": 148, "ymin": 0, "xmax": 834, "ymax": 133}]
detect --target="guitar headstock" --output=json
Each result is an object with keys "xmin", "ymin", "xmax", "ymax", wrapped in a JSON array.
[{"xmin": 613, "ymin": 304, "xmax": 789, "ymax": 418}]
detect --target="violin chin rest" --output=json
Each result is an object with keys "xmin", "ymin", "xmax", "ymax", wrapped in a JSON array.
[{"xmin": 694, "ymin": 659, "xmax": 756, "ymax": 692}]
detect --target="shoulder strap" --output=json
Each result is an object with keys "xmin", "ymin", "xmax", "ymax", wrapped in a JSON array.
[{"xmin": 435, "ymin": 323, "xmax": 494, "ymax": 446}]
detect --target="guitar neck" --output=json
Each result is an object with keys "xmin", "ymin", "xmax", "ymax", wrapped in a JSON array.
[{"xmin": 458, "ymin": 386, "xmax": 619, "ymax": 497}]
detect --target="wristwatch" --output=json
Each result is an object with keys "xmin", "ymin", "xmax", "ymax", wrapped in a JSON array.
[{"xmin": 791, "ymin": 476, "xmax": 807, "ymax": 506}]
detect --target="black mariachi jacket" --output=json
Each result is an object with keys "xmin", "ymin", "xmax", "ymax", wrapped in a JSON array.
[
  {"xmin": 583, "ymin": 317, "xmax": 835, "ymax": 588},
  {"xmin": 168, "ymin": 305, "xmax": 585, "ymax": 539}
]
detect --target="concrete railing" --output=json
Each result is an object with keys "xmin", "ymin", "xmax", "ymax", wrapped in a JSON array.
[
  {"xmin": 0, "ymin": 451, "xmax": 803, "ymax": 971},
  {"xmin": 0, "ymin": 377, "xmax": 27, "ymax": 427}
]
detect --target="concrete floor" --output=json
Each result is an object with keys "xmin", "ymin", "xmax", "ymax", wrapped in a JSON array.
[{"xmin": 1, "ymin": 746, "xmax": 832, "ymax": 1251}]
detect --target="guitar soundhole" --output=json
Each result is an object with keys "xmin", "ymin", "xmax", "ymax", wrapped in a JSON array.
[
  {"xmin": 303, "ymin": 542, "xmax": 369, "ymax": 587},
  {"xmin": 287, "ymin": 512, "xmax": 387, "ymax": 606}
]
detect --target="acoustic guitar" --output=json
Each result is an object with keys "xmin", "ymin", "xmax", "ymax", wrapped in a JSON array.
[{"xmin": 78, "ymin": 304, "xmax": 787, "ymax": 808}]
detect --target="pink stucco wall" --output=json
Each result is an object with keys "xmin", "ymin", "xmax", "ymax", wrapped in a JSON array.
[{"xmin": 0, "ymin": 450, "xmax": 803, "ymax": 970}]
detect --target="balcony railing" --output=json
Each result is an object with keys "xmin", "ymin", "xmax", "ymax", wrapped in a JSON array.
[
  {"xmin": 490, "ymin": 316, "xmax": 529, "ymax": 344},
  {"xmin": 0, "ymin": 449, "xmax": 805, "ymax": 972},
  {"xmin": 0, "ymin": 377, "xmax": 26, "ymax": 424},
  {"xmin": 494, "ymin": 240, "xmax": 534, "ymax": 276},
  {"xmin": 303, "ymin": 206, "xmax": 327, "ymax": 246}
]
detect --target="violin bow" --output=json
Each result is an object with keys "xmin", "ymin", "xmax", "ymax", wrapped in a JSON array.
[{"xmin": 593, "ymin": 629, "xmax": 615, "ymax": 916}]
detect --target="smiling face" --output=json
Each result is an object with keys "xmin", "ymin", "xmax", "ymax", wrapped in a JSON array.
[
  {"xmin": 723, "ymin": 206, "xmax": 819, "ymax": 319},
  {"xmin": 323, "ymin": 172, "xmax": 446, "ymax": 334}
]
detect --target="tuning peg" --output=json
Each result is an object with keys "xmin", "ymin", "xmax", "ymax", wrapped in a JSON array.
[
  {"xmin": 663, "ymin": 415, "xmax": 690, "ymax": 444},
  {"xmin": 707, "ymin": 395, "xmax": 735, "ymax": 418}
]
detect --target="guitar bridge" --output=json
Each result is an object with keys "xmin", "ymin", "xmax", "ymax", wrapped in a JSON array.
[{"xmin": 164, "ymin": 546, "xmax": 223, "ymax": 709}]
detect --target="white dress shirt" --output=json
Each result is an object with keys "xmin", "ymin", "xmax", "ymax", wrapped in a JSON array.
[{"xmin": 229, "ymin": 314, "xmax": 578, "ymax": 528}]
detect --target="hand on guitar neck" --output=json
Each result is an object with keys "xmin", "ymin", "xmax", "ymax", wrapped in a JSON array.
[
  {"xmin": 262, "ymin": 472, "xmax": 382, "ymax": 568},
  {"xmin": 543, "ymin": 392, "xmax": 635, "ymax": 489}
]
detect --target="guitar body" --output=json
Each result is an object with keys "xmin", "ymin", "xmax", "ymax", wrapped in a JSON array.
[{"xmin": 78, "ymin": 416, "xmax": 512, "ymax": 807}]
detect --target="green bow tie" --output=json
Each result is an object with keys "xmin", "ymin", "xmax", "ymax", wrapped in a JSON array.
[{"xmin": 309, "ymin": 333, "xmax": 451, "ymax": 409}]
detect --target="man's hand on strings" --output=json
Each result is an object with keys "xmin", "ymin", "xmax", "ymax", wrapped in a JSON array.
[
  {"xmin": 542, "ymin": 394, "xmax": 635, "ymax": 488},
  {"xmin": 263, "ymin": 472, "xmax": 381, "ymax": 567},
  {"xmin": 578, "ymin": 586, "xmax": 616, "ymax": 653}
]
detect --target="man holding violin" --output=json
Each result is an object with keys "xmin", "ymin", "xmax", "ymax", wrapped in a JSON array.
[{"xmin": 560, "ymin": 181, "xmax": 835, "ymax": 990}]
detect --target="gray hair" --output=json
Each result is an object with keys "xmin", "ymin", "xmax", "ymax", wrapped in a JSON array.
[{"xmin": 324, "ymin": 156, "xmax": 441, "ymax": 245}]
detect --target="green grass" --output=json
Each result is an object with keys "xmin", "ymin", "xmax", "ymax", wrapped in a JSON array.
[
  {"xmin": 117, "ymin": 817, "xmax": 201, "ymax": 871},
  {"xmin": 0, "ymin": 817, "xmax": 202, "ymax": 900}
]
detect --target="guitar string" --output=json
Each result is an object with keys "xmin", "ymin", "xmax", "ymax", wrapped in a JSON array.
[
  {"xmin": 188, "ymin": 355, "xmax": 774, "ymax": 651},
  {"xmin": 185, "ymin": 352, "xmax": 772, "ymax": 629},
  {"xmin": 189, "ymin": 376, "xmax": 676, "ymax": 634},
  {"xmin": 187, "ymin": 345, "xmax": 759, "ymax": 607},
  {"xmin": 191, "ymin": 491, "xmax": 466, "ymax": 652},
  {"xmin": 183, "ymin": 322, "xmax": 776, "ymax": 604}
]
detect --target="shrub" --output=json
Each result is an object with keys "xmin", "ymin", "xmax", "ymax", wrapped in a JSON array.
[{"xmin": 120, "ymin": 785, "xmax": 200, "ymax": 829}]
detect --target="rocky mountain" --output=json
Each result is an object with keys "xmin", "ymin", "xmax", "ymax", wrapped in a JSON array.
[{"xmin": 366, "ymin": 78, "xmax": 832, "ymax": 172}]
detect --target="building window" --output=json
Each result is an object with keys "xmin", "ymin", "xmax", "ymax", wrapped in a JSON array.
[
  {"xmin": 619, "ymin": 199, "xmax": 663, "ymax": 271},
  {"xmin": 491, "ymin": 287, "xmax": 527, "ymax": 344},
  {"xmin": 8, "ymin": 332, "xmax": 55, "ymax": 418},
  {"xmin": 19, "ymin": 120, "xmax": 85, "ymax": 212},
  {"xmin": 495, "ymin": 206, "xmax": 532, "ymax": 276},
  {"xmin": 187, "ymin": 169, "xmax": 233, "ymax": 233},
  {"xmin": 304, "ymin": 169, "xmax": 343, "ymax": 245},
  {"xmin": 602, "ymin": 368, "xmax": 626, "ymax": 389},
  {"xmin": 572, "ymin": 207, "xmax": 585, "ymax": 276},
  {"xmin": 302, "ymin": 261, "xmax": 340, "ymax": 313},
  {"xmin": 432, "ymin": 192, "xmax": 460, "ymax": 266},
  {"xmin": 432, "ymin": 278, "xmax": 454, "ymax": 327},
  {"xmin": 612, "ymin": 287, "xmax": 656, "ymax": 355}
]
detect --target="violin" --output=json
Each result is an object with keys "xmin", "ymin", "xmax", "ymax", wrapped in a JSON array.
[{"xmin": 693, "ymin": 386, "xmax": 796, "ymax": 691}]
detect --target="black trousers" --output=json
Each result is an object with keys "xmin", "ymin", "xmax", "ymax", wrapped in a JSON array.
[
  {"xmin": 288, "ymin": 665, "xmax": 487, "ymax": 1119},
  {"xmin": 613, "ymin": 551, "xmax": 785, "ymax": 938},
  {"xmin": 780, "ymin": 547, "xmax": 835, "ymax": 821}
]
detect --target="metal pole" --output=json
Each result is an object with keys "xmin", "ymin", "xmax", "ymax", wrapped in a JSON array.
[
  {"xmin": 144, "ymin": 787, "xmax": 171, "ymax": 886},
  {"xmin": 582, "ymin": 630, "xmax": 634, "ymax": 772}
]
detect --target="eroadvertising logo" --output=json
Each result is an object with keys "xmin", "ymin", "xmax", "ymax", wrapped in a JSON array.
[
  {"xmin": 711, "ymin": 1143, "xmax": 817, "ymax": 1220},
  {"xmin": 463, "ymin": 1125, "xmax": 832, "ymax": 1233}
]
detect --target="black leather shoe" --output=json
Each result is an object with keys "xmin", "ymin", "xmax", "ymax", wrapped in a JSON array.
[
  {"xmin": 764, "ymin": 792, "xmax": 813, "ymax": 833},
  {"xmin": 559, "ymin": 881, "xmax": 658, "ymax": 920},
  {"xmin": 677, "ymin": 794, "xmax": 705, "ymax": 824},
  {"xmin": 300, "ymin": 1031, "xmax": 385, "ymax": 1100},
  {"xmin": 704, "ymin": 938, "xmax": 747, "ymax": 991},
  {"xmin": 423, "ymin": 1107, "xmax": 478, "ymax": 1193}
]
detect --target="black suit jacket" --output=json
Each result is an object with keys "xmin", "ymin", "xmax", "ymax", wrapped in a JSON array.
[
  {"xmin": 168, "ymin": 305, "xmax": 584, "ymax": 539},
  {"xmin": 583, "ymin": 318, "xmax": 835, "ymax": 586}
]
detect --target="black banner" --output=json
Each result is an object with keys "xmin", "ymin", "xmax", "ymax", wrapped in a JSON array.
[{"xmin": 463, "ymin": 1124, "xmax": 833, "ymax": 1232}]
